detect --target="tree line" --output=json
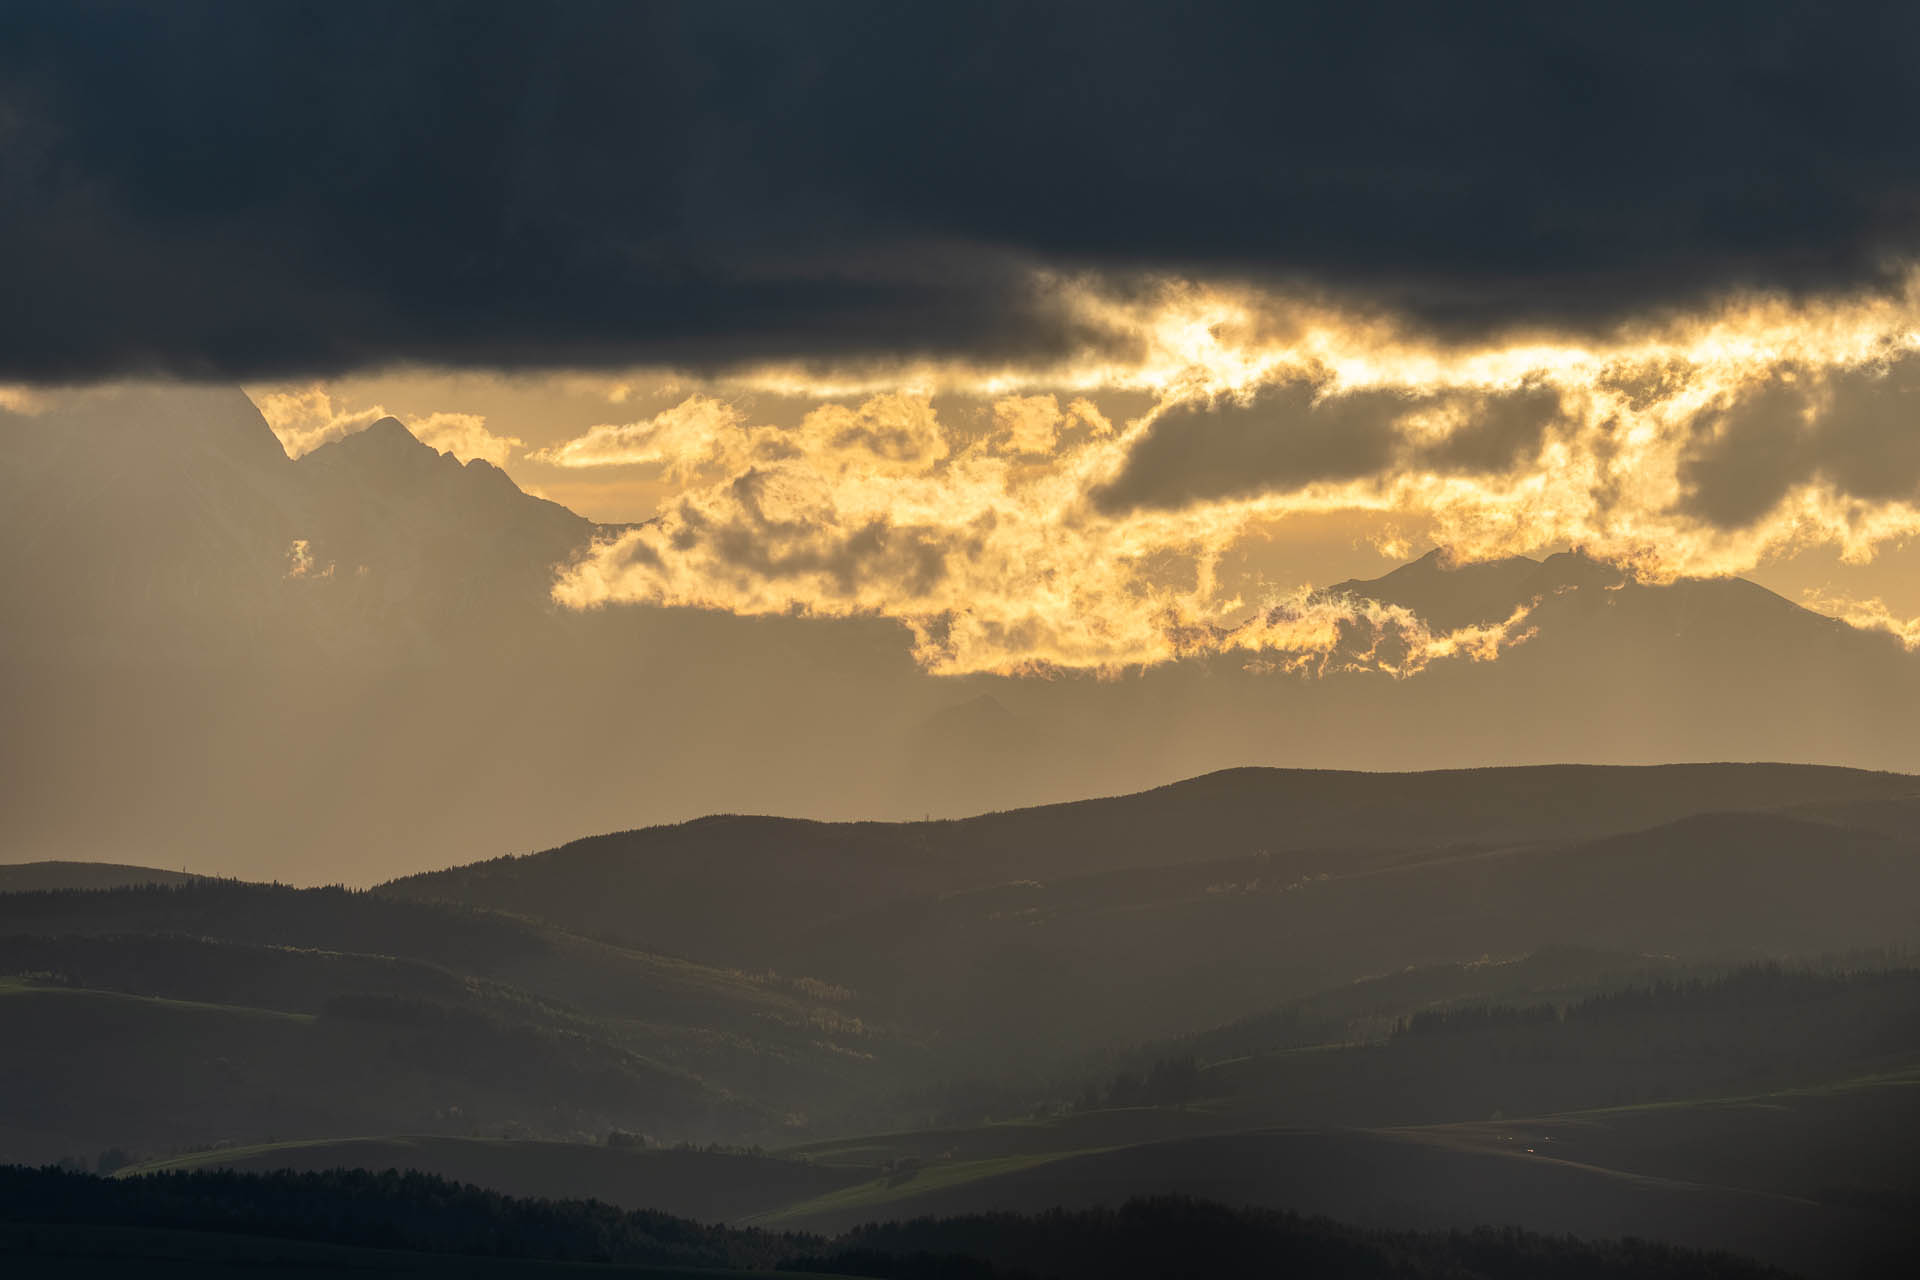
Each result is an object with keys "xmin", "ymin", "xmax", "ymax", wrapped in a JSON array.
[{"xmin": 0, "ymin": 1167, "xmax": 1789, "ymax": 1279}]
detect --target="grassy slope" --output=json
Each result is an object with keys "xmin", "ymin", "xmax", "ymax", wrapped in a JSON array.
[
  {"xmin": 0, "ymin": 981, "xmax": 737, "ymax": 1165},
  {"xmin": 0, "ymin": 883, "xmax": 825, "ymax": 1033},
  {"xmin": 0, "ymin": 884, "xmax": 916, "ymax": 1144},
  {"xmin": 755, "ymin": 1072, "xmax": 1920, "ymax": 1277},
  {"xmin": 1399, "ymin": 1069, "xmax": 1920, "ymax": 1210}
]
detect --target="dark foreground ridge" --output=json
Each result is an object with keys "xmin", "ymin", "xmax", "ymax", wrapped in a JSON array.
[{"xmin": 0, "ymin": 1165, "xmax": 1793, "ymax": 1280}]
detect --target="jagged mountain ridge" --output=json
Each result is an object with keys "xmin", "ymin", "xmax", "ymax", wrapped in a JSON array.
[
  {"xmin": 0, "ymin": 386, "xmax": 595, "ymax": 664},
  {"xmin": 294, "ymin": 415, "xmax": 589, "ymax": 585}
]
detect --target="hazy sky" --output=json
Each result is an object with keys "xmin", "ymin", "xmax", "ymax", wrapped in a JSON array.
[{"xmin": 8, "ymin": 1, "xmax": 1920, "ymax": 670}]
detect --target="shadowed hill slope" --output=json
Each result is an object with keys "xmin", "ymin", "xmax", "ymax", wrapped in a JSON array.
[
  {"xmin": 0, "ymin": 978, "xmax": 741, "ymax": 1165},
  {"xmin": 377, "ymin": 766, "xmax": 1920, "ymax": 1059},
  {"xmin": 379, "ymin": 762, "xmax": 1919, "ymax": 968},
  {"xmin": 0, "ymin": 881, "xmax": 920, "ymax": 1161},
  {"xmin": 759, "ymin": 1065, "xmax": 1920, "ymax": 1277},
  {"xmin": 768, "ymin": 805, "xmax": 1920, "ymax": 1054},
  {"xmin": 768, "ymin": 1123, "xmax": 1883, "ymax": 1278}
]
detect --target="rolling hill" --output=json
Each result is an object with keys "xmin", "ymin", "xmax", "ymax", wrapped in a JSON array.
[
  {"xmin": 380, "ymin": 762, "xmax": 1918, "ymax": 953},
  {"xmin": 381, "ymin": 765, "xmax": 1920, "ymax": 1057},
  {"xmin": 0, "ymin": 881, "xmax": 923, "ymax": 1164},
  {"xmin": 759, "ymin": 1067, "xmax": 1920, "ymax": 1278},
  {"xmin": 0, "ymin": 861, "xmax": 203, "ymax": 893}
]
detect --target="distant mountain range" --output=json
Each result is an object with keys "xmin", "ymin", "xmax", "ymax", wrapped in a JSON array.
[
  {"xmin": 4, "ymin": 384, "xmax": 1919, "ymax": 880},
  {"xmin": 1331, "ymin": 543, "xmax": 1863, "ymax": 641}
]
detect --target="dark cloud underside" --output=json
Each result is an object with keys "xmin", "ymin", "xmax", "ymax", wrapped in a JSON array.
[
  {"xmin": 5, "ymin": 1, "xmax": 1920, "ymax": 379},
  {"xmin": 1098, "ymin": 383, "xmax": 1564, "ymax": 512},
  {"xmin": 1680, "ymin": 357, "xmax": 1920, "ymax": 528}
]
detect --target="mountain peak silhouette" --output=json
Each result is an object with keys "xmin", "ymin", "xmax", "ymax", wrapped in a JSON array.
[
  {"xmin": 355, "ymin": 415, "xmax": 425, "ymax": 448},
  {"xmin": 1530, "ymin": 549, "xmax": 1629, "ymax": 593},
  {"xmin": 1328, "ymin": 548, "xmax": 1542, "ymax": 631},
  {"xmin": 307, "ymin": 417, "xmax": 453, "ymax": 481}
]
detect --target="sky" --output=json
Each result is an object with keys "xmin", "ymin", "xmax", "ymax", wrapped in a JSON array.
[{"xmin": 9, "ymin": 1, "xmax": 1920, "ymax": 671}]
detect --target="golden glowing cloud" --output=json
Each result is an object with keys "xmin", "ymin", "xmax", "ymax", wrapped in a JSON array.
[
  {"xmin": 1800, "ymin": 590, "xmax": 1920, "ymax": 651},
  {"xmin": 548, "ymin": 384, "xmax": 1546, "ymax": 677},
  {"xmin": 527, "ymin": 395, "xmax": 750, "ymax": 478},
  {"xmin": 0, "ymin": 385, "xmax": 49, "ymax": 414},
  {"xmin": 233, "ymin": 270, "xmax": 1900, "ymax": 677}
]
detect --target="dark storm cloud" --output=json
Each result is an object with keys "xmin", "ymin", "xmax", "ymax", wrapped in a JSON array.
[
  {"xmin": 6, "ymin": 0, "xmax": 1920, "ymax": 380},
  {"xmin": 1094, "ymin": 382, "xmax": 1404, "ymax": 511},
  {"xmin": 1678, "ymin": 379, "xmax": 1812, "ymax": 529},
  {"xmin": 1679, "ymin": 358, "xmax": 1920, "ymax": 528},
  {"xmin": 1096, "ymin": 383, "xmax": 1563, "ymax": 512},
  {"xmin": 1415, "ymin": 386, "xmax": 1565, "ymax": 476}
]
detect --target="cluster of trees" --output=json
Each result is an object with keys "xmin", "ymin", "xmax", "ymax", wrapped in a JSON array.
[
  {"xmin": 0, "ymin": 1168, "xmax": 1788, "ymax": 1279},
  {"xmin": 1076, "ymin": 1056, "xmax": 1200, "ymax": 1110},
  {"xmin": 1391, "ymin": 964, "xmax": 1920, "ymax": 1044},
  {"xmin": 1098, "ymin": 949, "xmax": 1920, "ymax": 1095},
  {"xmin": 34, "ymin": 1148, "xmax": 132, "ymax": 1177},
  {"xmin": 0, "ymin": 1165, "xmax": 799, "ymax": 1270},
  {"xmin": 1566, "ymin": 964, "xmax": 1911, "ymax": 1022},
  {"xmin": 1395, "ymin": 1003, "xmax": 1560, "ymax": 1038},
  {"xmin": 601, "ymin": 1131, "xmax": 775, "ymax": 1159},
  {"xmin": 1034, "ymin": 959, "xmax": 1920, "ymax": 1129}
]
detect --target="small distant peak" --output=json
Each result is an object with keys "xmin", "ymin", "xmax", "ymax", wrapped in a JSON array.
[
  {"xmin": 355, "ymin": 416, "xmax": 427, "ymax": 450},
  {"xmin": 1379, "ymin": 546, "xmax": 1535, "ymax": 582},
  {"xmin": 462, "ymin": 456, "xmax": 517, "ymax": 486},
  {"xmin": 1356, "ymin": 547, "xmax": 1447, "ymax": 587},
  {"xmin": 1541, "ymin": 547, "xmax": 1606, "ymax": 570},
  {"xmin": 1535, "ymin": 548, "xmax": 1629, "ymax": 590},
  {"xmin": 305, "ymin": 415, "xmax": 444, "ymax": 473}
]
